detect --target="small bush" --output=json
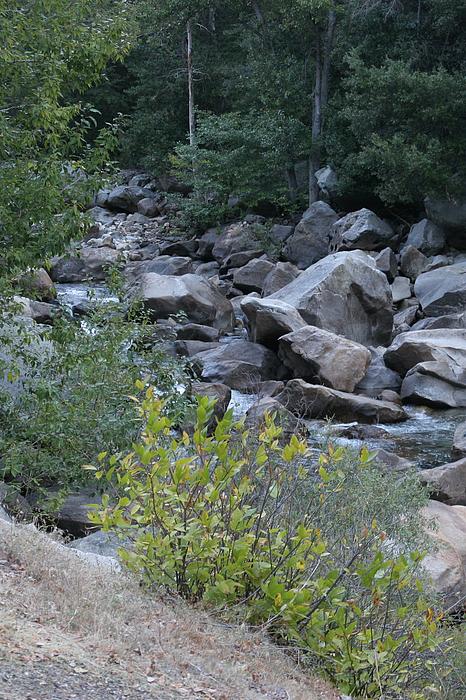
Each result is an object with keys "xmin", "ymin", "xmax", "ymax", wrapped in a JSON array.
[{"xmin": 91, "ymin": 391, "xmax": 451, "ymax": 699}]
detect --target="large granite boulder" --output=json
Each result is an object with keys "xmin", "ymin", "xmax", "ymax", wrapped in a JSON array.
[
  {"xmin": 277, "ymin": 326, "xmax": 371, "ymax": 392},
  {"xmin": 424, "ymin": 197, "xmax": 466, "ymax": 249},
  {"xmin": 193, "ymin": 340, "xmax": 281, "ymax": 391},
  {"xmin": 411, "ymin": 312, "xmax": 466, "ymax": 331},
  {"xmin": 233, "ymin": 258, "xmax": 275, "ymax": 294},
  {"xmin": 276, "ymin": 379, "xmax": 406, "ymax": 424},
  {"xmin": 135, "ymin": 273, "xmax": 235, "ymax": 331},
  {"xmin": 245, "ymin": 397, "xmax": 307, "ymax": 439},
  {"xmin": 375, "ymin": 247, "xmax": 398, "ymax": 282},
  {"xmin": 270, "ymin": 251, "xmax": 393, "ymax": 346},
  {"xmin": 240, "ymin": 297, "xmax": 306, "ymax": 349},
  {"xmin": 106, "ymin": 185, "xmax": 155, "ymax": 213},
  {"xmin": 355, "ymin": 347, "xmax": 402, "ymax": 397},
  {"xmin": 401, "ymin": 361, "xmax": 466, "ymax": 408},
  {"xmin": 282, "ymin": 202, "xmax": 338, "ymax": 269},
  {"xmin": 414, "ymin": 263, "xmax": 466, "ymax": 316},
  {"xmin": 212, "ymin": 222, "xmax": 263, "ymax": 264},
  {"xmin": 421, "ymin": 500, "xmax": 466, "ymax": 610},
  {"xmin": 329, "ymin": 208, "xmax": 397, "ymax": 252},
  {"xmin": 452, "ymin": 421, "xmax": 466, "ymax": 460},
  {"xmin": 384, "ymin": 329, "xmax": 466, "ymax": 376},
  {"xmin": 421, "ymin": 459, "xmax": 466, "ymax": 506},
  {"xmin": 50, "ymin": 247, "xmax": 120, "ymax": 283},
  {"xmin": 405, "ymin": 219, "xmax": 446, "ymax": 256},
  {"xmin": 399, "ymin": 246, "xmax": 428, "ymax": 281},
  {"xmin": 262, "ymin": 262, "xmax": 301, "ymax": 296},
  {"xmin": 176, "ymin": 323, "xmax": 220, "ymax": 343}
]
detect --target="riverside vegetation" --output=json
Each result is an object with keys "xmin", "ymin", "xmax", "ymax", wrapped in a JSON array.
[{"xmin": 1, "ymin": 2, "xmax": 465, "ymax": 699}]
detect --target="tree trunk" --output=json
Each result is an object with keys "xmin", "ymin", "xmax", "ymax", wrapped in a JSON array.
[
  {"xmin": 286, "ymin": 166, "xmax": 299, "ymax": 203},
  {"xmin": 309, "ymin": 10, "xmax": 337, "ymax": 206},
  {"xmin": 186, "ymin": 20, "xmax": 195, "ymax": 146}
]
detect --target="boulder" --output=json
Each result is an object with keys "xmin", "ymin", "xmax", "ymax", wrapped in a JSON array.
[
  {"xmin": 87, "ymin": 206, "xmax": 118, "ymax": 226},
  {"xmin": 212, "ymin": 222, "xmax": 263, "ymax": 264},
  {"xmin": 405, "ymin": 219, "xmax": 446, "ymax": 256},
  {"xmin": 136, "ymin": 273, "xmax": 235, "ymax": 331},
  {"xmin": 276, "ymin": 379, "xmax": 406, "ymax": 424},
  {"xmin": 193, "ymin": 339, "xmax": 281, "ymax": 391},
  {"xmin": 13, "ymin": 296, "xmax": 57, "ymax": 324},
  {"xmin": 176, "ymin": 323, "xmax": 220, "ymax": 343},
  {"xmin": 421, "ymin": 500, "xmax": 466, "ymax": 609},
  {"xmin": 106, "ymin": 185, "xmax": 155, "ymax": 213},
  {"xmin": 315, "ymin": 165, "xmax": 338, "ymax": 199},
  {"xmin": 393, "ymin": 306, "xmax": 418, "ymax": 330},
  {"xmin": 174, "ymin": 340, "xmax": 220, "ymax": 357},
  {"xmin": 391, "ymin": 277, "xmax": 412, "ymax": 303},
  {"xmin": 384, "ymin": 329, "xmax": 466, "ymax": 376},
  {"xmin": 329, "ymin": 208, "xmax": 397, "ymax": 252},
  {"xmin": 197, "ymin": 227, "xmax": 223, "ymax": 260},
  {"xmin": 262, "ymin": 262, "xmax": 301, "ymax": 296},
  {"xmin": 137, "ymin": 196, "xmax": 165, "ymax": 218},
  {"xmin": 190, "ymin": 381, "xmax": 231, "ymax": 425},
  {"xmin": 52, "ymin": 489, "xmax": 98, "ymax": 537},
  {"xmin": 68, "ymin": 531, "xmax": 122, "ymax": 557},
  {"xmin": 414, "ymin": 263, "xmax": 466, "ymax": 316},
  {"xmin": 399, "ymin": 246, "xmax": 428, "ymax": 281},
  {"xmin": 375, "ymin": 449, "xmax": 414, "ymax": 472},
  {"xmin": 424, "ymin": 197, "xmax": 466, "ymax": 248},
  {"xmin": 245, "ymin": 397, "xmax": 307, "ymax": 439},
  {"xmin": 233, "ymin": 258, "xmax": 275, "ymax": 294},
  {"xmin": 452, "ymin": 422, "xmax": 466, "ymax": 460},
  {"xmin": 222, "ymin": 249, "xmax": 265, "ymax": 269},
  {"xmin": 17, "ymin": 268, "xmax": 56, "ymax": 301},
  {"xmin": 277, "ymin": 326, "xmax": 371, "ymax": 392},
  {"xmin": 282, "ymin": 201, "xmax": 338, "ymax": 269},
  {"xmin": 270, "ymin": 251, "xmax": 393, "ymax": 346},
  {"xmin": 425, "ymin": 255, "xmax": 449, "ymax": 272},
  {"xmin": 421, "ymin": 458, "xmax": 466, "ymax": 506},
  {"xmin": 375, "ymin": 247, "xmax": 398, "ymax": 282},
  {"xmin": 240, "ymin": 296, "xmax": 306, "ymax": 349},
  {"xmin": 0, "ymin": 505, "xmax": 11, "ymax": 523},
  {"xmin": 159, "ymin": 239, "xmax": 198, "ymax": 257},
  {"xmin": 401, "ymin": 361, "xmax": 466, "ymax": 408},
  {"xmin": 194, "ymin": 261, "xmax": 220, "ymax": 278},
  {"xmin": 269, "ymin": 224, "xmax": 294, "ymax": 244},
  {"xmin": 378, "ymin": 390, "xmax": 402, "ymax": 405},
  {"xmin": 331, "ymin": 424, "xmax": 389, "ymax": 441},
  {"xmin": 50, "ymin": 247, "xmax": 120, "ymax": 283},
  {"xmin": 355, "ymin": 347, "xmax": 402, "ymax": 397},
  {"xmin": 141, "ymin": 256, "xmax": 193, "ymax": 276},
  {"xmin": 411, "ymin": 312, "xmax": 466, "ymax": 331}
]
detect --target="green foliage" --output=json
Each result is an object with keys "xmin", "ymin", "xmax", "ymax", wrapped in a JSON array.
[
  {"xmin": 172, "ymin": 110, "xmax": 309, "ymax": 223},
  {"xmin": 0, "ymin": 300, "xmax": 191, "ymax": 497},
  {"xmin": 0, "ymin": 1, "xmax": 134, "ymax": 275},
  {"xmin": 326, "ymin": 55, "xmax": 466, "ymax": 204},
  {"xmin": 91, "ymin": 393, "xmax": 450, "ymax": 698}
]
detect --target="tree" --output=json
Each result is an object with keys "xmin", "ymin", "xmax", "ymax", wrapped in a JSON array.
[{"xmin": 0, "ymin": 1, "xmax": 133, "ymax": 276}]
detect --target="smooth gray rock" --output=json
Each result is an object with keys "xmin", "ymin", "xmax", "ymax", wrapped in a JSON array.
[
  {"xmin": 452, "ymin": 422, "xmax": 466, "ymax": 460},
  {"xmin": 13, "ymin": 296, "xmax": 57, "ymax": 324},
  {"xmin": 137, "ymin": 196, "xmax": 164, "ymax": 218},
  {"xmin": 271, "ymin": 251, "xmax": 393, "ymax": 346},
  {"xmin": 174, "ymin": 340, "xmax": 220, "ymax": 357},
  {"xmin": 136, "ymin": 273, "xmax": 235, "ymax": 331},
  {"xmin": 106, "ymin": 185, "xmax": 155, "ymax": 213},
  {"xmin": 355, "ymin": 347, "xmax": 402, "ymax": 397},
  {"xmin": 425, "ymin": 197, "xmax": 466, "ymax": 248},
  {"xmin": 384, "ymin": 329, "xmax": 466, "ymax": 376},
  {"xmin": 400, "ymin": 245, "xmax": 428, "ymax": 281},
  {"xmin": 245, "ymin": 397, "xmax": 307, "ymax": 438},
  {"xmin": 142, "ymin": 256, "xmax": 193, "ymax": 276},
  {"xmin": 233, "ymin": 258, "xmax": 275, "ymax": 294},
  {"xmin": 401, "ymin": 361, "xmax": 466, "ymax": 408},
  {"xmin": 315, "ymin": 165, "xmax": 338, "ymax": 198},
  {"xmin": 240, "ymin": 296, "xmax": 306, "ymax": 349},
  {"xmin": 176, "ymin": 323, "xmax": 220, "ymax": 343},
  {"xmin": 68, "ymin": 531, "xmax": 122, "ymax": 557},
  {"xmin": 282, "ymin": 201, "xmax": 338, "ymax": 269},
  {"xmin": 405, "ymin": 219, "xmax": 446, "ymax": 256},
  {"xmin": 212, "ymin": 222, "xmax": 263, "ymax": 264},
  {"xmin": 391, "ymin": 276, "xmax": 411, "ymax": 303},
  {"xmin": 159, "ymin": 239, "xmax": 198, "ymax": 257},
  {"xmin": 50, "ymin": 247, "xmax": 120, "ymax": 283},
  {"xmin": 194, "ymin": 261, "xmax": 220, "ymax": 278},
  {"xmin": 0, "ymin": 506, "xmax": 11, "ymax": 523},
  {"xmin": 193, "ymin": 339, "xmax": 281, "ymax": 391},
  {"xmin": 375, "ymin": 247, "xmax": 398, "ymax": 282},
  {"xmin": 278, "ymin": 326, "xmax": 371, "ymax": 392},
  {"xmin": 421, "ymin": 458, "xmax": 466, "ymax": 506},
  {"xmin": 414, "ymin": 263, "xmax": 466, "ymax": 316},
  {"xmin": 330, "ymin": 208, "xmax": 397, "ymax": 252},
  {"xmin": 411, "ymin": 312, "xmax": 466, "ymax": 331},
  {"xmin": 277, "ymin": 379, "xmax": 407, "ymax": 424},
  {"xmin": 269, "ymin": 224, "xmax": 294, "ymax": 244},
  {"xmin": 421, "ymin": 500, "xmax": 466, "ymax": 610},
  {"xmin": 375, "ymin": 448, "xmax": 414, "ymax": 472},
  {"xmin": 222, "ymin": 249, "xmax": 265, "ymax": 269},
  {"xmin": 262, "ymin": 262, "xmax": 300, "ymax": 296}
]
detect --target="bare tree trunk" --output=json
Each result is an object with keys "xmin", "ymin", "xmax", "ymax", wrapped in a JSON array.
[
  {"xmin": 186, "ymin": 20, "xmax": 195, "ymax": 146},
  {"xmin": 286, "ymin": 166, "xmax": 299, "ymax": 202},
  {"xmin": 309, "ymin": 10, "xmax": 337, "ymax": 205}
]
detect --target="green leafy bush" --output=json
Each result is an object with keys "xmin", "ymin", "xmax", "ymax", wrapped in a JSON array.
[
  {"xmin": 0, "ymin": 302, "xmax": 190, "ymax": 498},
  {"xmin": 91, "ymin": 391, "xmax": 450, "ymax": 699}
]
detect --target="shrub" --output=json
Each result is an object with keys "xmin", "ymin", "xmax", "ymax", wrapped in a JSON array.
[
  {"xmin": 90, "ymin": 391, "xmax": 450, "ymax": 699},
  {"xmin": 0, "ymin": 301, "xmax": 191, "ymax": 499}
]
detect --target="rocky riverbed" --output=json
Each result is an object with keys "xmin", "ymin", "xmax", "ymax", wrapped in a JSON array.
[{"xmin": 8, "ymin": 170, "xmax": 466, "ymax": 610}]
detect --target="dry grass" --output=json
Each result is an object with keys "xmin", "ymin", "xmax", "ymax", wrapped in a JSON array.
[{"xmin": 0, "ymin": 518, "xmax": 337, "ymax": 700}]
